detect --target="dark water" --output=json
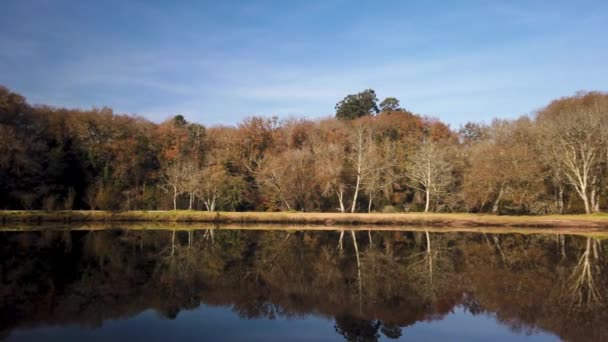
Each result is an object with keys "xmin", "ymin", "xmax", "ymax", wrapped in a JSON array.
[{"xmin": 1, "ymin": 228, "xmax": 606, "ymax": 341}]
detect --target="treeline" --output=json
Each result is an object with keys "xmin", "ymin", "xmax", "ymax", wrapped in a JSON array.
[{"xmin": 1, "ymin": 86, "xmax": 607, "ymax": 213}]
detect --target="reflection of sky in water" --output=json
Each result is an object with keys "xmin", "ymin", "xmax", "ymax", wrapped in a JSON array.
[
  {"xmin": 8, "ymin": 305, "xmax": 559, "ymax": 342},
  {"xmin": 403, "ymin": 306, "xmax": 558, "ymax": 342}
]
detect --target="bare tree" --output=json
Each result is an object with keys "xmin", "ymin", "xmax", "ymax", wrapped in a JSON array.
[
  {"xmin": 347, "ymin": 123, "xmax": 375, "ymax": 213},
  {"xmin": 197, "ymin": 164, "xmax": 226, "ymax": 211},
  {"xmin": 255, "ymin": 153, "xmax": 294, "ymax": 211},
  {"xmin": 315, "ymin": 142, "xmax": 348, "ymax": 213},
  {"xmin": 362, "ymin": 139, "xmax": 398, "ymax": 213},
  {"xmin": 407, "ymin": 140, "xmax": 453, "ymax": 212},
  {"xmin": 161, "ymin": 161, "xmax": 188, "ymax": 210},
  {"xmin": 538, "ymin": 96, "xmax": 608, "ymax": 213},
  {"xmin": 463, "ymin": 118, "xmax": 545, "ymax": 214},
  {"xmin": 182, "ymin": 161, "xmax": 200, "ymax": 210}
]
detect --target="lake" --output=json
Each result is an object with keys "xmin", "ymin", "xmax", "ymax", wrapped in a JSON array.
[{"xmin": 1, "ymin": 227, "xmax": 606, "ymax": 341}]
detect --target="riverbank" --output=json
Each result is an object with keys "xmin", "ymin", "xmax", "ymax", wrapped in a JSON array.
[{"xmin": 2, "ymin": 210, "xmax": 608, "ymax": 228}]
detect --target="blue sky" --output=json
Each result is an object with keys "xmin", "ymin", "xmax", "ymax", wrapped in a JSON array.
[{"xmin": 1, "ymin": 0, "xmax": 607, "ymax": 127}]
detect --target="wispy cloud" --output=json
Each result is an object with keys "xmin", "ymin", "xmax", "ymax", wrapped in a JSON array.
[{"xmin": 0, "ymin": 1, "xmax": 606, "ymax": 127}]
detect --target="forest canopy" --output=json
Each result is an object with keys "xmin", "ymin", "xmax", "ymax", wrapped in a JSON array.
[{"xmin": 1, "ymin": 85, "xmax": 607, "ymax": 214}]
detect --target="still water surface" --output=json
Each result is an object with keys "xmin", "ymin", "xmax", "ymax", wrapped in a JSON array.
[{"xmin": 1, "ymin": 228, "xmax": 605, "ymax": 341}]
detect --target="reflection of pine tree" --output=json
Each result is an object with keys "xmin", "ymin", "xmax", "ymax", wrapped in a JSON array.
[
  {"xmin": 380, "ymin": 324, "xmax": 402, "ymax": 339},
  {"xmin": 334, "ymin": 315, "xmax": 381, "ymax": 342}
]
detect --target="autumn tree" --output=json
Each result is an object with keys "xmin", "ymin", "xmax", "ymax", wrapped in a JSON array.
[
  {"xmin": 311, "ymin": 120, "xmax": 349, "ymax": 212},
  {"xmin": 407, "ymin": 140, "xmax": 453, "ymax": 212},
  {"xmin": 160, "ymin": 161, "xmax": 188, "ymax": 210},
  {"xmin": 197, "ymin": 164, "xmax": 244, "ymax": 211},
  {"xmin": 347, "ymin": 122, "xmax": 376, "ymax": 213},
  {"xmin": 537, "ymin": 92, "xmax": 608, "ymax": 213},
  {"xmin": 2, "ymin": 84, "xmax": 608, "ymax": 216},
  {"xmin": 362, "ymin": 138, "xmax": 398, "ymax": 212},
  {"xmin": 462, "ymin": 118, "xmax": 545, "ymax": 214}
]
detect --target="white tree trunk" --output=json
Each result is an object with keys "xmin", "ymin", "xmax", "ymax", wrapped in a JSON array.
[
  {"xmin": 424, "ymin": 159, "xmax": 431, "ymax": 213},
  {"xmin": 210, "ymin": 195, "xmax": 216, "ymax": 211},
  {"xmin": 337, "ymin": 190, "xmax": 345, "ymax": 213},
  {"xmin": 582, "ymin": 192, "xmax": 591, "ymax": 214},
  {"xmin": 338, "ymin": 230, "xmax": 345, "ymax": 251},
  {"xmin": 557, "ymin": 185, "xmax": 564, "ymax": 214},
  {"xmin": 351, "ymin": 148, "xmax": 362, "ymax": 213},
  {"xmin": 173, "ymin": 185, "xmax": 178, "ymax": 211},
  {"xmin": 591, "ymin": 181, "xmax": 601, "ymax": 213},
  {"xmin": 492, "ymin": 186, "xmax": 504, "ymax": 214}
]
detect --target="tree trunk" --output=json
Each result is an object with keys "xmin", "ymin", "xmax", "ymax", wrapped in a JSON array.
[
  {"xmin": 591, "ymin": 185, "xmax": 601, "ymax": 213},
  {"xmin": 425, "ymin": 231, "xmax": 433, "ymax": 286},
  {"xmin": 173, "ymin": 185, "xmax": 178, "ymax": 211},
  {"xmin": 367, "ymin": 196, "xmax": 373, "ymax": 213},
  {"xmin": 271, "ymin": 178, "xmax": 292, "ymax": 211},
  {"xmin": 337, "ymin": 190, "xmax": 345, "ymax": 213},
  {"xmin": 582, "ymin": 193, "xmax": 591, "ymax": 214},
  {"xmin": 351, "ymin": 173, "xmax": 361, "ymax": 213},
  {"xmin": 492, "ymin": 186, "xmax": 504, "ymax": 214},
  {"xmin": 171, "ymin": 230, "xmax": 176, "ymax": 256},
  {"xmin": 188, "ymin": 192, "xmax": 194, "ymax": 210},
  {"xmin": 424, "ymin": 189, "xmax": 430, "ymax": 213},
  {"xmin": 282, "ymin": 198, "xmax": 293, "ymax": 211},
  {"xmin": 557, "ymin": 185, "xmax": 564, "ymax": 214},
  {"xmin": 338, "ymin": 230, "xmax": 345, "ymax": 251},
  {"xmin": 210, "ymin": 196, "xmax": 216, "ymax": 211},
  {"xmin": 351, "ymin": 230, "xmax": 363, "ymax": 314},
  {"xmin": 351, "ymin": 134, "xmax": 363, "ymax": 214}
]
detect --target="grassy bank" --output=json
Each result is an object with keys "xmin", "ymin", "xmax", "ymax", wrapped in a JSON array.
[
  {"xmin": 2, "ymin": 222, "xmax": 608, "ymax": 237},
  {"xmin": 2, "ymin": 210, "xmax": 608, "ymax": 229}
]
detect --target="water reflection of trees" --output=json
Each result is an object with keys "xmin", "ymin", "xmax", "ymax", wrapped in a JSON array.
[
  {"xmin": 1, "ymin": 229, "xmax": 608, "ymax": 341},
  {"xmin": 564, "ymin": 237, "xmax": 604, "ymax": 308}
]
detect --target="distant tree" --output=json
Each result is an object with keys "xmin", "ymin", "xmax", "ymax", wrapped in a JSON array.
[
  {"xmin": 459, "ymin": 122, "xmax": 486, "ymax": 145},
  {"xmin": 173, "ymin": 114, "xmax": 187, "ymax": 127},
  {"xmin": 187, "ymin": 123, "xmax": 207, "ymax": 164},
  {"xmin": 4, "ymin": 83, "xmax": 608, "ymax": 216},
  {"xmin": 182, "ymin": 161, "xmax": 200, "ymax": 210},
  {"xmin": 462, "ymin": 119, "xmax": 544, "ymax": 214},
  {"xmin": 197, "ymin": 163, "xmax": 245, "ymax": 211},
  {"xmin": 256, "ymin": 148, "xmax": 319, "ymax": 211},
  {"xmin": 537, "ymin": 92, "xmax": 608, "ymax": 214},
  {"xmin": 161, "ymin": 161, "xmax": 188, "ymax": 210},
  {"xmin": 310, "ymin": 121, "xmax": 349, "ymax": 212},
  {"xmin": 335, "ymin": 89, "xmax": 379, "ymax": 120},
  {"xmin": 347, "ymin": 122, "xmax": 375, "ymax": 213},
  {"xmin": 362, "ymin": 139, "xmax": 398, "ymax": 213},
  {"xmin": 379, "ymin": 97, "xmax": 401, "ymax": 112},
  {"xmin": 407, "ymin": 140, "xmax": 453, "ymax": 212}
]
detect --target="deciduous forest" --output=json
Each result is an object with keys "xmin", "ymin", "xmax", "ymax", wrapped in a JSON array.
[{"xmin": 1, "ymin": 86, "xmax": 607, "ymax": 214}]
